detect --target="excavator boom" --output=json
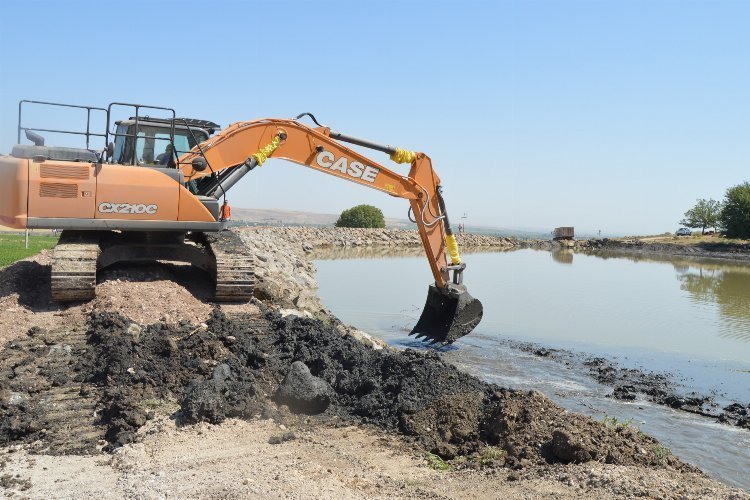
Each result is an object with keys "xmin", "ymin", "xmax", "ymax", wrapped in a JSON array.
[{"xmin": 179, "ymin": 116, "xmax": 483, "ymax": 343}]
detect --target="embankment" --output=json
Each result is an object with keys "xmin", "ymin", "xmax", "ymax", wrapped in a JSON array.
[
  {"xmin": 238, "ymin": 226, "xmax": 518, "ymax": 251},
  {"xmin": 580, "ymin": 238, "xmax": 750, "ymax": 262}
]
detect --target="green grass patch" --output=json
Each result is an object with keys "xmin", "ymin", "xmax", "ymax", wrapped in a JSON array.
[
  {"xmin": 140, "ymin": 397, "xmax": 180, "ymax": 414},
  {"xmin": 648, "ymin": 443, "xmax": 672, "ymax": 465},
  {"xmin": 0, "ymin": 233, "xmax": 58, "ymax": 268},
  {"xmin": 425, "ymin": 452, "xmax": 451, "ymax": 471},
  {"xmin": 602, "ymin": 415, "xmax": 636, "ymax": 429},
  {"xmin": 475, "ymin": 446, "xmax": 506, "ymax": 466}
]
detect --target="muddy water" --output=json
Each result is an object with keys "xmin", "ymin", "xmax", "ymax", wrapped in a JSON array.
[{"xmin": 313, "ymin": 248, "xmax": 750, "ymax": 490}]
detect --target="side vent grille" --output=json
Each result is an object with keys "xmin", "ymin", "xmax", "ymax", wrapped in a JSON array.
[
  {"xmin": 40, "ymin": 183, "xmax": 78, "ymax": 198},
  {"xmin": 40, "ymin": 164, "xmax": 90, "ymax": 180}
]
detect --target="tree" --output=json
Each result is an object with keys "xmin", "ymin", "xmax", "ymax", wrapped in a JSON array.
[
  {"xmin": 720, "ymin": 182, "xmax": 750, "ymax": 239},
  {"xmin": 335, "ymin": 204, "xmax": 386, "ymax": 228},
  {"xmin": 680, "ymin": 198, "xmax": 722, "ymax": 235}
]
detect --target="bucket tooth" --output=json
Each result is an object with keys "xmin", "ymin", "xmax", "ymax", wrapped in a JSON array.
[{"xmin": 410, "ymin": 284, "xmax": 483, "ymax": 345}]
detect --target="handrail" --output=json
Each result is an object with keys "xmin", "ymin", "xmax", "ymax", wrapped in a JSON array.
[{"xmin": 18, "ymin": 100, "xmax": 107, "ymax": 149}]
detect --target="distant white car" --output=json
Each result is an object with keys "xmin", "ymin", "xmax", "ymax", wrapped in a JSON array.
[{"xmin": 676, "ymin": 228, "xmax": 692, "ymax": 236}]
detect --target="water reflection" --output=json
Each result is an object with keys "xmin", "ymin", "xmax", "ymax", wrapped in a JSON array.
[
  {"xmin": 551, "ymin": 249, "xmax": 573, "ymax": 265},
  {"xmin": 675, "ymin": 264, "xmax": 750, "ymax": 341},
  {"xmin": 314, "ymin": 246, "xmax": 750, "ymax": 347},
  {"xmin": 586, "ymin": 250, "xmax": 750, "ymax": 342}
]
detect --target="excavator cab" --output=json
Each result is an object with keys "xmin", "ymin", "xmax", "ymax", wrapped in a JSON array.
[{"xmin": 110, "ymin": 117, "xmax": 218, "ymax": 167}]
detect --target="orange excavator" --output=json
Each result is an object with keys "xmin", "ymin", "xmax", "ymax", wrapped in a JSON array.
[{"xmin": 0, "ymin": 100, "xmax": 482, "ymax": 344}]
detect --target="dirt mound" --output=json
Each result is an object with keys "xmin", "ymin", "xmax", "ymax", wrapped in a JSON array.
[
  {"xmin": 0, "ymin": 251, "xmax": 71, "ymax": 344},
  {"xmin": 92, "ymin": 264, "xmax": 215, "ymax": 326},
  {"xmin": 0, "ymin": 307, "xmax": 692, "ymax": 474},
  {"xmin": 77, "ymin": 311, "xmax": 271, "ymax": 448}
]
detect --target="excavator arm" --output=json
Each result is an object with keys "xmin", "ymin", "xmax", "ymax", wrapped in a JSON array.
[{"xmin": 179, "ymin": 117, "xmax": 483, "ymax": 344}]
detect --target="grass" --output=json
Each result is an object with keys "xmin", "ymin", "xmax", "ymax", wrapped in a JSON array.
[
  {"xmin": 621, "ymin": 233, "xmax": 749, "ymax": 246},
  {"xmin": 476, "ymin": 446, "xmax": 506, "ymax": 466},
  {"xmin": 312, "ymin": 310, "xmax": 332, "ymax": 328},
  {"xmin": 425, "ymin": 452, "xmax": 451, "ymax": 471},
  {"xmin": 648, "ymin": 443, "xmax": 672, "ymax": 465},
  {"xmin": 140, "ymin": 397, "xmax": 180, "ymax": 414},
  {"xmin": 602, "ymin": 416, "xmax": 636, "ymax": 429},
  {"xmin": 0, "ymin": 233, "xmax": 58, "ymax": 268}
]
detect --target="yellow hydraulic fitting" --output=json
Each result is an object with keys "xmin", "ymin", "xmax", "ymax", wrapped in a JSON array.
[
  {"xmin": 446, "ymin": 233, "xmax": 462, "ymax": 265},
  {"xmin": 390, "ymin": 147, "xmax": 417, "ymax": 164},
  {"xmin": 252, "ymin": 135, "xmax": 281, "ymax": 166}
]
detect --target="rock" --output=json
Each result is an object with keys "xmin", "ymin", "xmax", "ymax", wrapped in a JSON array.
[
  {"xmin": 348, "ymin": 329, "xmax": 386, "ymax": 350},
  {"xmin": 8, "ymin": 392, "xmax": 26, "ymax": 405},
  {"xmin": 274, "ymin": 361, "xmax": 332, "ymax": 415},
  {"xmin": 279, "ymin": 309, "xmax": 313, "ymax": 319},
  {"xmin": 26, "ymin": 326, "xmax": 45, "ymax": 338},
  {"xmin": 181, "ymin": 380, "xmax": 227, "ymax": 424},
  {"xmin": 612, "ymin": 385, "xmax": 637, "ymax": 400},
  {"xmin": 547, "ymin": 430, "xmax": 593, "ymax": 464},
  {"xmin": 212, "ymin": 363, "xmax": 232, "ymax": 383},
  {"xmin": 48, "ymin": 344, "xmax": 73, "ymax": 356},
  {"xmin": 268, "ymin": 431, "xmax": 296, "ymax": 445},
  {"xmin": 126, "ymin": 323, "xmax": 142, "ymax": 342}
]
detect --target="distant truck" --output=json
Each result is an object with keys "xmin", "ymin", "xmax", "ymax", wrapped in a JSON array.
[{"xmin": 553, "ymin": 227, "xmax": 575, "ymax": 241}]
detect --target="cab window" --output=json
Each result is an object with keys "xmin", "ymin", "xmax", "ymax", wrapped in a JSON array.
[{"xmin": 113, "ymin": 124, "xmax": 208, "ymax": 166}]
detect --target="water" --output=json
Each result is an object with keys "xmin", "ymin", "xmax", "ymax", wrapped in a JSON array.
[{"xmin": 313, "ymin": 247, "xmax": 750, "ymax": 490}]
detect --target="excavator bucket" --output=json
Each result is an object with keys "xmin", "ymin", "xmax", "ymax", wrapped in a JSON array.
[{"xmin": 410, "ymin": 284, "xmax": 484, "ymax": 345}]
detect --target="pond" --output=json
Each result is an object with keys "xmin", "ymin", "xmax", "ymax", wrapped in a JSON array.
[{"xmin": 313, "ymin": 247, "xmax": 750, "ymax": 490}]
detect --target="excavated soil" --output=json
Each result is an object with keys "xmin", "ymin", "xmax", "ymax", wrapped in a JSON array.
[
  {"xmin": 1, "ymin": 304, "xmax": 692, "ymax": 474},
  {"xmin": 0, "ymin": 253, "xmax": 220, "ymax": 345}
]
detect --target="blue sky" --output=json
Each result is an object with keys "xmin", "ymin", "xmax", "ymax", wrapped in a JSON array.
[{"xmin": 0, "ymin": 0, "xmax": 747, "ymax": 235}]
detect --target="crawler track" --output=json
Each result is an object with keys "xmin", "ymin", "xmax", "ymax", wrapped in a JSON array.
[
  {"xmin": 49, "ymin": 229, "xmax": 254, "ymax": 303},
  {"xmin": 0, "ymin": 322, "xmax": 104, "ymax": 454},
  {"xmin": 203, "ymin": 230, "xmax": 255, "ymax": 301},
  {"xmin": 51, "ymin": 231, "xmax": 101, "ymax": 302}
]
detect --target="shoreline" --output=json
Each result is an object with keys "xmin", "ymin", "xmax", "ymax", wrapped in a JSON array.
[
  {"xmin": 0, "ymin": 227, "xmax": 747, "ymax": 498},
  {"xmin": 495, "ymin": 339, "xmax": 749, "ymax": 430},
  {"xmin": 234, "ymin": 226, "xmax": 750, "ymax": 265},
  {"xmin": 519, "ymin": 238, "xmax": 750, "ymax": 262}
]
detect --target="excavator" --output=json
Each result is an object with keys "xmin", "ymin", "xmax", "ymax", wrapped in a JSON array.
[{"xmin": 0, "ymin": 100, "xmax": 483, "ymax": 344}]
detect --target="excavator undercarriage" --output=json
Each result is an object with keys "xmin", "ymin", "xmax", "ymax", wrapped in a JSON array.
[{"xmin": 51, "ymin": 230, "xmax": 254, "ymax": 303}]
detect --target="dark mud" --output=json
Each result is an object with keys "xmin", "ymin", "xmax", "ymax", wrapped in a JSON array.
[
  {"xmin": 0, "ymin": 324, "xmax": 103, "ymax": 455},
  {"xmin": 509, "ymin": 340, "xmax": 749, "ymax": 430},
  {"xmin": 0, "ymin": 306, "xmax": 695, "ymax": 474}
]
